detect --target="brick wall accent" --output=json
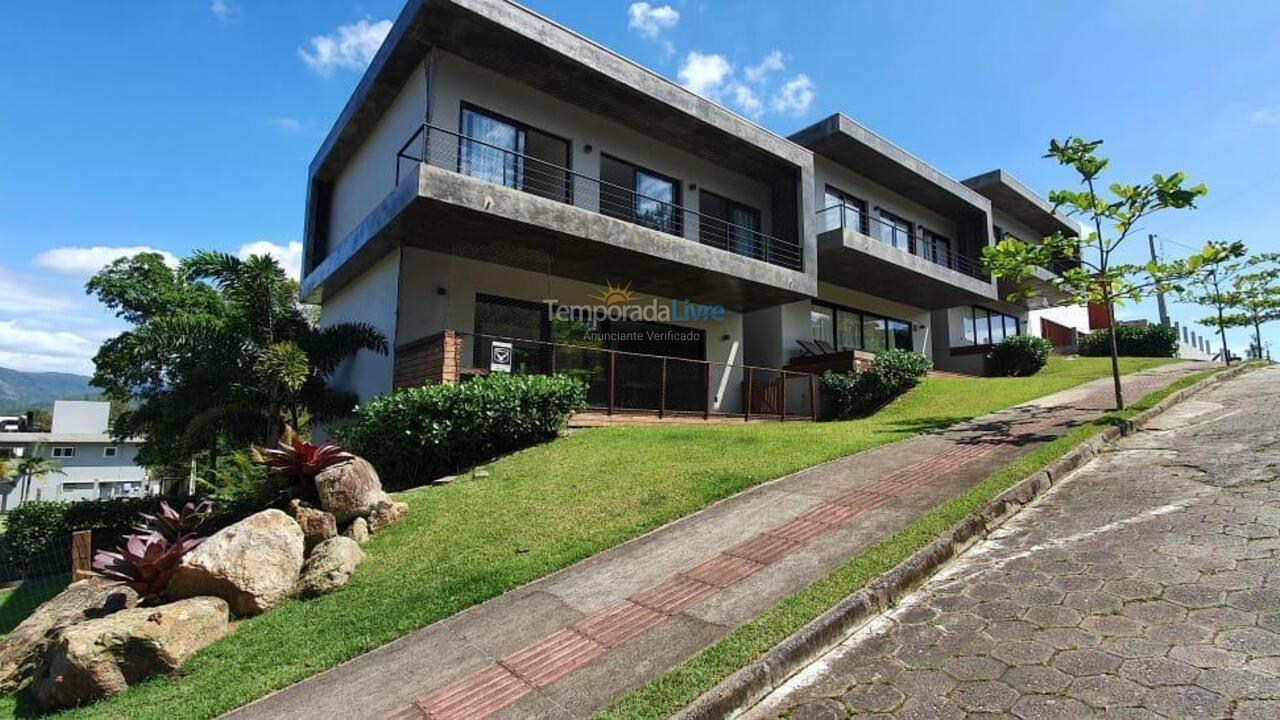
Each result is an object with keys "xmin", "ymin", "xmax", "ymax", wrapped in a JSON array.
[{"xmin": 393, "ymin": 330, "xmax": 462, "ymax": 389}]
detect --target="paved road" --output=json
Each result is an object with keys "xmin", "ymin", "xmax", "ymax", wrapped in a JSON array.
[{"xmin": 749, "ymin": 365, "xmax": 1280, "ymax": 720}]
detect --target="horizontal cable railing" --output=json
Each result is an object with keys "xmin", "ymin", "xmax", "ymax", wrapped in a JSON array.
[
  {"xmin": 453, "ymin": 330, "xmax": 817, "ymax": 420},
  {"xmin": 396, "ymin": 123, "xmax": 803, "ymax": 272},
  {"xmin": 817, "ymin": 204, "xmax": 988, "ymax": 280}
]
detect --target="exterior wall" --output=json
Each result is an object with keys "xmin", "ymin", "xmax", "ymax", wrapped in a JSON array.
[
  {"xmin": 0, "ymin": 441, "xmax": 147, "ymax": 510},
  {"xmin": 814, "ymin": 157, "xmax": 960, "ymax": 243},
  {"xmin": 427, "ymin": 51, "xmax": 779, "ymax": 240},
  {"xmin": 1028, "ymin": 304, "xmax": 1090, "ymax": 338},
  {"xmin": 321, "ymin": 249, "xmax": 402, "ymax": 403},
  {"xmin": 396, "ymin": 248, "xmax": 747, "ymax": 412},
  {"xmin": 930, "ymin": 304, "xmax": 1031, "ymax": 375},
  {"xmin": 991, "ymin": 209, "xmax": 1045, "ymax": 245},
  {"xmin": 814, "ymin": 283, "xmax": 932, "ymax": 358},
  {"xmin": 50, "ymin": 401, "xmax": 109, "ymax": 434},
  {"xmin": 327, "ymin": 63, "xmax": 429, "ymax": 248}
]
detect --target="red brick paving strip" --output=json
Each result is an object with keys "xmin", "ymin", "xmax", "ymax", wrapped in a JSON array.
[{"xmin": 394, "ymin": 371, "xmax": 1185, "ymax": 720}]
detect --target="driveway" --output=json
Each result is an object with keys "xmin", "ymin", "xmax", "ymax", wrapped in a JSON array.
[{"xmin": 749, "ymin": 364, "xmax": 1280, "ymax": 719}]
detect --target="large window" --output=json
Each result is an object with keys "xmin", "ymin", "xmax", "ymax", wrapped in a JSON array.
[
  {"xmin": 822, "ymin": 185, "xmax": 868, "ymax": 234},
  {"xmin": 459, "ymin": 105, "xmax": 570, "ymax": 203},
  {"xmin": 700, "ymin": 190, "xmax": 762, "ymax": 260},
  {"xmin": 812, "ymin": 302, "xmax": 912, "ymax": 354},
  {"xmin": 600, "ymin": 155, "xmax": 681, "ymax": 236},
  {"xmin": 919, "ymin": 229, "xmax": 952, "ymax": 267},
  {"xmin": 877, "ymin": 210, "xmax": 913, "ymax": 250},
  {"xmin": 959, "ymin": 306, "xmax": 1021, "ymax": 347}
]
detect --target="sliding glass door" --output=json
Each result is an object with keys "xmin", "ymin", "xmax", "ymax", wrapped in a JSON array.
[
  {"xmin": 459, "ymin": 105, "xmax": 570, "ymax": 202},
  {"xmin": 600, "ymin": 155, "xmax": 681, "ymax": 236}
]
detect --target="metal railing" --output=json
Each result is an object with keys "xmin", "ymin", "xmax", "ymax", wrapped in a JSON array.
[
  {"xmin": 817, "ymin": 204, "xmax": 987, "ymax": 280},
  {"xmin": 396, "ymin": 123, "xmax": 804, "ymax": 272},
  {"xmin": 454, "ymin": 331, "xmax": 817, "ymax": 421}
]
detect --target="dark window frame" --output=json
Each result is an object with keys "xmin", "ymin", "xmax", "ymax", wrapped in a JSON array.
[
  {"xmin": 698, "ymin": 188, "xmax": 763, "ymax": 259},
  {"xmin": 876, "ymin": 208, "xmax": 914, "ymax": 251},
  {"xmin": 599, "ymin": 152, "xmax": 683, "ymax": 237},
  {"xmin": 457, "ymin": 101, "xmax": 573, "ymax": 203},
  {"xmin": 823, "ymin": 184, "xmax": 869, "ymax": 234},
  {"xmin": 957, "ymin": 305, "xmax": 1021, "ymax": 349},
  {"xmin": 811, "ymin": 300, "xmax": 914, "ymax": 354}
]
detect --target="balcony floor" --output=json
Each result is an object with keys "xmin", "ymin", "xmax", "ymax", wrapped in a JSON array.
[{"xmin": 816, "ymin": 228, "xmax": 997, "ymax": 310}]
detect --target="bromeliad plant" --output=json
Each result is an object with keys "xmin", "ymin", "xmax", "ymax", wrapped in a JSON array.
[
  {"xmin": 256, "ymin": 426, "xmax": 353, "ymax": 500},
  {"xmin": 92, "ymin": 500, "xmax": 213, "ymax": 604}
]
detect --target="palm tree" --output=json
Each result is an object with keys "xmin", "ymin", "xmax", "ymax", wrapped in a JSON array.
[{"xmin": 15, "ymin": 444, "xmax": 64, "ymax": 504}]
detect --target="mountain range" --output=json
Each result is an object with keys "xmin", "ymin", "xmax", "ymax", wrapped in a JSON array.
[{"xmin": 0, "ymin": 367, "xmax": 97, "ymax": 413}]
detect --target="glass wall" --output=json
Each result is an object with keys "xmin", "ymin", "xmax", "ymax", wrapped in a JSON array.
[
  {"xmin": 812, "ymin": 301, "xmax": 912, "ymax": 354},
  {"xmin": 956, "ymin": 306, "xmax": 1021, "ymax": 348}
]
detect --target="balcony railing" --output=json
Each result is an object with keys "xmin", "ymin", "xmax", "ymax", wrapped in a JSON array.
[
  {"xmin": 395, "ymin": 123, "xmax": 803, "ymax": 272},
  {"xmin": 817, "ymin": 204, "xmax": 987, "ymax": 280}
]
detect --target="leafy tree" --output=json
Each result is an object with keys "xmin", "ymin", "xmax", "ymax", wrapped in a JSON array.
[
  {"xmin": 14, "ymin": 444, "xmax": 64, "ymax": 504},
  {"xmin": 983, "ymin": 137, "xmax": 1212, "ymax": 409},
  {"xmin": 1178, "ymin": 241, "xmax": 1253, "ymax": 366},
  {"xmin": 87, "ymin": 250, "xmax": 387, "ymax": 482},
  {"xmin": 1215, "ymin": 253, "xmax": 1280, "ymax": 361}
]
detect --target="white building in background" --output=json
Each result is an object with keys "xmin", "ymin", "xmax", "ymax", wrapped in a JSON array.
[{"xmin": 0, "ymin": 401, "xmax": 151, "ymax": 510}]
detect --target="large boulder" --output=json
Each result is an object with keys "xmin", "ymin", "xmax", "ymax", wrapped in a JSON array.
[
  {"xmin": 315, "ymin": 457, "xmax": 387, "ymax": 523},
  {"xmin": 368, "ymin": 499, "xmax": 409, "ymax": 534},
  {"xmin": 0, "ymin": 578, "xmax": 139, "ymax": 693},
  {"xmin": 166, "ymin": 509, "xmax": 304, "ymax": 616},
  {"xmin": 288, "ymin": 500, "xmax": 337, "ymax": 553},
  {"xmin": 295, "ymin": 537, "xmax": 365, "ymax": 598},
  {"xmin": 31, "ymin": 596, "xmax": 229, "ymax": 710}
]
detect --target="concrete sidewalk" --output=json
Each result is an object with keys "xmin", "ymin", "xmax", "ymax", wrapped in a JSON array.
[{"xmin": 228, "ymin": 362, "xmax": 1207, "ymax": 720}]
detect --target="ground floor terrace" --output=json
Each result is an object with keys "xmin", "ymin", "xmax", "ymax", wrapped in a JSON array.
[{"xmin": 320, "ymin": 249, "xmax": 1047, "ymax": 416}]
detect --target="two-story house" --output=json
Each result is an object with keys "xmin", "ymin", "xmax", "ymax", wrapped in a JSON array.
[
  {"xmin": 0, "ymin": 401, "xmax": 150, "ymax": 510},
  {"xmin": 302, "ymin": 0, "xmax": 1077, "ymax": 418}
]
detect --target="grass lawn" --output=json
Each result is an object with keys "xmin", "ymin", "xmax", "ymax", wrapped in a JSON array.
[
  {"xmin": 0, "ymin": 356, "xmax": 1175, "ymax": 719},
  {"xmin": 598, "ymin": 365, "xmax": 1223, "ymax": 719}
]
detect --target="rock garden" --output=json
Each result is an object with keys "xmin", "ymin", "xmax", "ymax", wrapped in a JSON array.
[{"xmin": 0, "ymin": 435, "xmax": 405, "ymax": 711}]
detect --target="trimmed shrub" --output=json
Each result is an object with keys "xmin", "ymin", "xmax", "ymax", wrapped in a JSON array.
[
  {"xmin": 821, "ymin": 349, "xmax": 932, "ymax": 419},
  {"xmin": 989, "ymin": 335, "xmax": 1052, "ymax": 376},
  {"xmin": 1079, "ymin": 324, "xmax": 1178, "ymax": 358},
  {"xmin": 338, "ymin": 373, "xmax": 587, "ymax": 490}
]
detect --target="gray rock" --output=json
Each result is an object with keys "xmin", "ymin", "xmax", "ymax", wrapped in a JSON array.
[
  {"xmin": 32, "ymin": 596, "xmax": 229, "ymax": 709},
  {"xmin": 368, "ymin": 499, "xmax": 409, "ymax": 534},
  {"xmin": 288, "ymin": 500, "xmax": 337, "ymax": 553},
  {"xmin": 0, "ymin": 578, "xmax": 139, "ymax": 693},
  {"xmin": 343, "ymin": 517, "xmax": 370, "ymax": 544},
  {"xmin": 295, "ymin": 537, "xmax": 365, "ymax": 598},
  {"xmin": 166, "ymin": 509, "xmax": 304, "ymax": 616},
  {"xmin": 314, "ymin": 457, "xmax": 387, "ymax": 523}
]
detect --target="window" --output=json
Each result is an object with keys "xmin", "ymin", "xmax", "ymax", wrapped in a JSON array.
[
  {"xmin": 887, "ymin": 319, "xmax": 912, "ymax": 350},
  {"xmin": 810, "ymin": 306, "xmax": 834, "ymax": 346},
  {"xmin": 836, "ymin": 312, "xmax": 862, "ymax": 351},
  {"xmin": 458, "ymin": 105, "xmax": 570, "ymax": 203},
  {"xmin": 103, "ymin": 447, "xmax": 118, "ymax": 458},
  {"xmin": 0, "ymin": 448, "xmax": 12, "ymax": 460},
  {"xmin": 600, "ymin": 155, "xmax": 681, "ymax": 236},
  {"xmin": 61, "ymin": 482, "xmax": 94, "ymax": 494},
  {"xmin": 473, "ymin": 294, "xmax": 551, "ymax": 373},
  {"xmin": 700, "ymin": 190, "xmax": 762, "ymax": 260},
  {"xmin": 958, "ymin": 306, "xmax": 1022, "ymax": 347},
  {"xmin": 862, "ymin": 315, "xmax": 887, "ymax": 352},
  {"xmin": 877, "ymin": 210, "xmax": 913, "ymax": 250},
  {"xmin": 812, "ymin": 302, "xmax": 913, "ymax": 355},
  {"xmin": 919, "ymin": 229, "xmax": 953, "ymax": 267},
  {"xmin": 51, "ymin": 447, "xmax": 75, "ymax": 459},
  {"xmin": 822, "ymin": 185, "xmax": 868, "ymax": 234}
]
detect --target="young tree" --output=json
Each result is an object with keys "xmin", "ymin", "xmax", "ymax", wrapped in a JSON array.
[
  {"xmin": 1217, "ymin": 253, "xmax": 1280, "ymax": 361},
  {"xmin": 984, "ymin": 137, "xmax": 1211, "ymax": 409},
  {"xmin": 14, "ymin": 444, "xmax": 65, "ymax": 504},
  {"xmin": 87, "ymin": 251, "xmax": 388, "ymax": 482},
  {"xmin": 1179, "ymin": 242, "xmax": 1252, "ymax": 366}
]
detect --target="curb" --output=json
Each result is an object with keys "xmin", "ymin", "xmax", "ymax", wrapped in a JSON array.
[{"xmin": 674, "ymin": 362, "xmax": 1256, "ymax": 720}]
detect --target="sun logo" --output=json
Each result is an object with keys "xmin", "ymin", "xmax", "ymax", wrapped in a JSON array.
[{"xmin": 591, "ymin": 280, "xmax": 639, "ymax": 305}]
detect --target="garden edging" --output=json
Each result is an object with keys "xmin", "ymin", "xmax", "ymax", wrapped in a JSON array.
[{"xmin": 673, "ymin": 362, "xmax": 1254, "ymax": 720}]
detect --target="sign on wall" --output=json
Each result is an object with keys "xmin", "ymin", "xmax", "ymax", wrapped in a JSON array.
[{"xmin": 490, "ymin": 341, "xmax": 513, "ymax": 373}]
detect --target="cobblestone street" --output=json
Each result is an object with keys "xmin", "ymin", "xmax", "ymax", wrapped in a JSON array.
[{"xmin": 750, "ymin": 365, "xmax": 1280, "ymax": 719}]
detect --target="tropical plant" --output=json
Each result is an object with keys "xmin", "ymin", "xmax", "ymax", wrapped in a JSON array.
[
  {"xmin": 989, "ymin": 335, "xmax": 1052, "ymax": 376},
  {"xmin": 134, "ymin": 500, "xmax": 214, "ymax": 543},
  {"xmin": 92, "ymin": 531, "xmax": 204, "ymax": 604},
  {"xmin": 982, "ymin": 136, "xmax": 1218, "ymax": 408},
  {"xmin": 86, "ymin": 250, "xmax": 388, "ymax": 481},
  {"xmin": 257, "ymin": 427, "xmax": 353, "ymax": 500},
  {"xmin": 14, "ymin": 444, "xmax": 64, "ymax": 504}
]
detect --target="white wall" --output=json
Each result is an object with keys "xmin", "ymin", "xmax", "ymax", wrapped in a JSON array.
[
  {"xmin": 427, "ymin": 51, "xmax": 778, "ymax": 240},
  {"xmin": 0, "ymin": 441, "xmax": 147, "ymax": 510},
  {"xmin": 327, "ymin": 63, "xmax": 429, "ymax": 247},
  {"xmin": 397, "ymin": 248, "xmax": 747, "ymax": 412},
  {"xmin": 1028, "ymin": 304, "xmax": 1090, "ymax": 338},
  {"xmin": 321, "ymin": 249, "xmax": 402, "ymax": 403},
  {"xmin": 815, "ymin": 157, "xmax": 959, "ymax": 243},
  {"xmin": 50, "ymin": 401, "xmax": 109, "ymax": 434}
]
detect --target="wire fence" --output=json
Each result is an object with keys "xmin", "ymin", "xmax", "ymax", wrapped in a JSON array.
[{"xmin": 0, "ymin": 529, "xmax": 78, "ymax": 634}]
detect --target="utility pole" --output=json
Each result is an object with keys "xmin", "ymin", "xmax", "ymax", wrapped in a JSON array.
[{"xmin": 1149, "ymin": 234, "xmax": 1170, "ymax": 326}]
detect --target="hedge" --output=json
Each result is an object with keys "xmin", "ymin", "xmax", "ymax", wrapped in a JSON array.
[
  {"xmin": 820, "ymin": 350, "xmax": 932, "ymax": 419},
  {"xmin": 989, "ymin": 335, "xmax": 1053, "ymax": 376},
  {"xmin": 1079, "ymin": 324, "xmax": 1178, "ymax": 358},
  {"xmin": 337, "ymin": 373, "xmax": 587, "ymax": 490}
]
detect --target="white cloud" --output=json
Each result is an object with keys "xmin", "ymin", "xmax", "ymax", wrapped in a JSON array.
[
  {"xmin": 628, "ymin": 3, "xmax": 679, "ymax": 39},
  {"xmin": 298, "ymin": 18, "xmax": 392, "ymax": 77},
  {"xmin": 34, "ymin": 246, "xmax": 178, "ymax": 277},
  {"xmin": 238, "ymin": 240, "xmax": 303, "ymax": 280},
  {"xmin": 771, "ymin": 74, "xmax": 815, "ymax": 116},
  {"xmin": 1249, "ymin": 108, "xmax": 1280, "ymax": 125},
  {"xmin": 0, "ymin": 320, "xmax": 101, "ymax": 375},
  {"xmin": 728, "ymin": 83, "xmax": 763, "ymax": 118},
  {"xmin": 677, "ymin": 51, "xmax": 733, "ymax": 98},
  {"xmin": 269, "ymin": 116, "xmax": 304, "ymax": 132},
  {"xmin": 210, "ymin": 0, "xmax": 237, "ymax": 23},
  {"xmin": 744, "ymin": 50, "xmax": 784, "ymax": 84}
]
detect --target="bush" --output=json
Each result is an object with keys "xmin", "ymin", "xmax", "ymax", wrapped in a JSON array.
[
  {"xmin": 821, "ymin": 349, "xmax": 932, "ymax": 419},
  {"xmin": 989, "ymin": 335, "xmax": 1052, "ymax": 376},
  {"xmin": 338, "ymin": 373, "xmax": 587, "ymax": 490},
  {"xmin": 1079, "ymin": 324, "xmax": 1178, "ymax": 358}
]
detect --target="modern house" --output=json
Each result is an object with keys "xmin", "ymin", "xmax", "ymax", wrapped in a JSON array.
[
  {"xmin": 0, "ymin": 401, "xmax": 150, "ymax": 510},
  {"xmin": 303, "ymin": 0, "xmax": 1080, "ymax": 418}
]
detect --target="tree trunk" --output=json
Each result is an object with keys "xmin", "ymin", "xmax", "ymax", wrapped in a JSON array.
[
  {"xmin": 1217, "ymin": 305, "xmax": 1230, "ymax": 366},
  {"xmin": 1253, "ymin": 316, "xmax": 1263, "ymax": 362},
  {"xmin": 1104, "ymin": 290, "xmax": 1124, "ymax": 410}
]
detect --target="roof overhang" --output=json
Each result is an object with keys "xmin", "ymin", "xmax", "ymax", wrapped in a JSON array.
[
  {"xmin": 309, "ymin": 0, "xmax": 810, "ymax": 185},
  {"xmin": 816, "ymin": 229, "xmax": 997, "ymax": 310},
  {"xmin": 789, "ymin": 114, "xmax": 991, "ymax": 223},
  {"xmin": 963, "ymin": 169, "xmax": 1077, "ymax": 238}
]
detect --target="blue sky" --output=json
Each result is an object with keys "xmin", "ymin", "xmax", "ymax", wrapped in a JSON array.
[{"xmin": 3, "ymin": 1, "xmax": 1279, "ymax": 374}]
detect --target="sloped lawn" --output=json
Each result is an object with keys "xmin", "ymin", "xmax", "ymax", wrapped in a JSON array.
[{"xmin": 2, "ymin": 356, "xmax": 1175, "ymax": 719}]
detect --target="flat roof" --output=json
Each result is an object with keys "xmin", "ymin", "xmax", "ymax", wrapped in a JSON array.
[
  {"xmin": 962, "ymin": 169, "xmax": 1078, "ymax": 238},
  {"xmin": 0, "ymin": 433, "xmax": 140, "ymax": 444},
  {"xmin": 789, "ymin": 113, "xmax": 991, "ymax": 221},
  {"xmin": 309, "ymin": 0, "xmax": 811, "ymax": 184}
]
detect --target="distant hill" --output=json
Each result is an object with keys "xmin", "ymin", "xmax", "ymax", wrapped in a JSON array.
[{"xmin": 0, "ymin": 367, "xmax": 97, "ymax": 413}]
